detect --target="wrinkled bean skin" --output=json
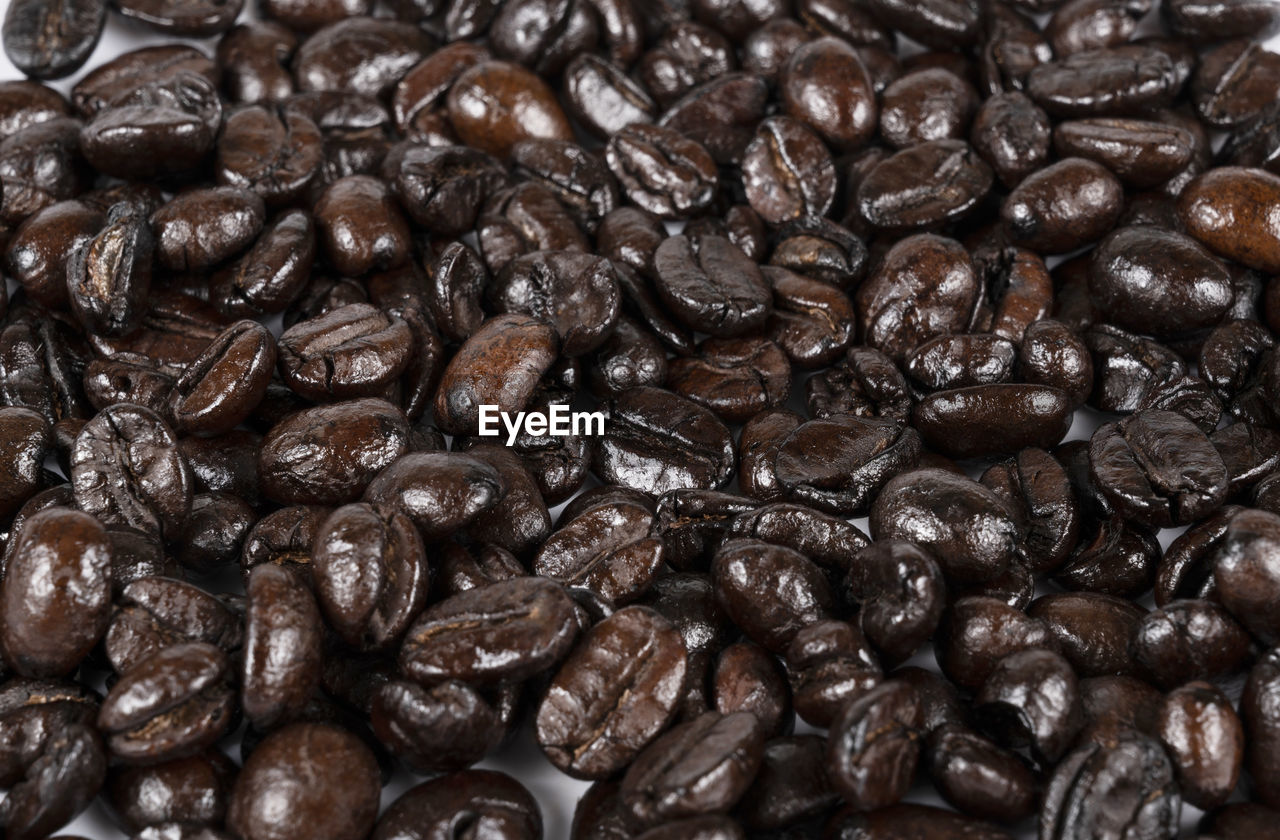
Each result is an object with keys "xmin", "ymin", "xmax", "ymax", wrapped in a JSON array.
[
  {"xmin": 71, "ymin": 404, "xmax": 192, "ymax": 542},
  {"xmin": 713, "ymin": 539, "xmax": 835, "ymax": 654},
  {"xmin": 96, "ymin": 641, "xmax": 235, "ymax": 764},
  {"xmin": 537, "ymin": 606, "xmax": 687, "ymax": 779},
  {"xmin": 1090, "ymin": 409, "xmax": 1229, "ymax": 529},
  {"xmin": 856, "ymin": 234, "xmax": 980, "ymax": 363},
  {"xmin": 1040, "ymin": 732, "xmax": 1180, "ymax": 840},
  {"xmin": 259, "ymin": 398, "xmax": 409, "ymax": 506},
  {"xmin": 400, "ymin": 577, "xmax": 578, "ymax": 687},
  {"xmin": 825, "ymin": 680, "xmax": 923, "ymax": 812},
  {"xmin": 594, "ymin": 387, "xmax": 736, "ymax": 496},
  {"xmin": 872, "ymin": 469, "xmax": 1023, "ymax": 584}
]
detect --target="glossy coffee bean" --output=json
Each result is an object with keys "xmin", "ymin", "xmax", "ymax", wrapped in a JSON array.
[
  {"xmin": 537, "ymin": 606, "xmax": 687, "ymax": 779},
  {"xmin": 228, "ymin": 723, "xmax": 381, "ymax": 840},
  {"xmin": 826, "ymin": 680, "xmax": 923, "ymax": 811},
  {"xmin": 2, "ymin": 0, "xmax": 105, "ymax": 81},
  {"xmin": 0, "ymin": 508, "xmax": 111, "ymax": 678}
]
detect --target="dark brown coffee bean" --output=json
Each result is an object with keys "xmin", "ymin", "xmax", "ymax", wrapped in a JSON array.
[
  {"xmin": 594, "ymin": 387, "xmax": 736, "ymax": 496},
  {"xmin": 1156, "ymin": 681, "xmax": 1244, "ymax": 810},
  {"xmin": 857, "ymin": 139, "xmax": 993, "ymax": 231},
  {"xmin": 619, "ymin": 711, "xmax": 766, "ymax": 827},
  {"xmin": 826, "ymin": 680, "xmax": 923, "ymax": 811},
  {"xmin": 0, "ymin": 508, "xmax": 111, "ymax": 678},
  {"xmin": 1131, "ymin": 599, "xmax": 1252, "ymax": 689},
  {"xmin": 712, "ymin": 539, "xmax": 834, "ymax": 654},
  {"xmin": 2, "ymin": 0, "xmax": 105, "ymax": 81},
  {"xmin": 537, "ymin": 605, "xmax": 687, "ymax": 779},
  {"xmin": 1040, "ymin": 732, "xmax": 1180, "ymax": 840},
  {"xmin": 372, "ymin": 770, "xmax": 540, "ymax": 840},
  {"xmin": 97, "ymin": 641, "xmax": 235, "ymax": 763},
  {"xmin": 228, "ymin": 723, "xmax": 381, "ymax": 840},
  {"xmin": 1026, "ymin": 45, "xmax": 1181, "ymax": 118},
  {"xmin": 447, "ymin": 60, "xmax": 574, "ymax": 159}
]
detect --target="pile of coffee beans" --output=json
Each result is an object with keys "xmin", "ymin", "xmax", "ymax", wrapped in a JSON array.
[{"xmin": 2, "ymin": 0, "xmax": 1280, "ymax": 836}]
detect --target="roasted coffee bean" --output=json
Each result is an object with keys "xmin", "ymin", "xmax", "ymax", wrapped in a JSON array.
[
  {"xmin": 6, "ymin": 200, "xmax": 102, "ymax": 310},
  {"xmin": 0, "ymin": 118, "xmax": 89, "ymax": 225},
  {"xmin": 433, "ymin": 313, "xmax": 558, "ymax": 436},
  {"xmin": 240, "ymin": 563, "xmax": 323, "ymax": 730},
  {"xmin": 619, "ymin": 711, "xmax": 765, "ymax": 827},
  {"xmin": 1003, "ymin": 157, "xmax": 1124, "ymax": 254},
  {"xmin": 711, "ymin": 642, "xmax": 792, "ymax": 739},
  {"xmin": 534, "ymin": 496, "xmax": 662, "ymax": 606},
  {"xmin": 936, "ymin": 596, "xmax": 1058, "ymax": 690},
  {"xmin": 1027, "ymin": 45, "xmax": 1181, "ymax": 118},
  {"xmin": 1028, "ymin": 593, "xmax": 1142, "ymax": 678},
  {"xmin": 217, "ymin": 22, "xmax": 296, "ymax": 103},
  {"xmin": 846, "ymin": 540, "xmax": 945, "ymax": 666},
  {"xmin": 105, "ymin": 751, "xmax": 236, "ymax": 833},
  {"xmin": 1156, "ymin": 681, "xmax": 1244, "ymax": 810},
  {"xmin": 667, "ymin": 337, "xmax": 790, "ymax": 424},
  {"xmin": 448, "ymin": 60, "xmax": 573, "ymax": 159},
  {"xmin": 104, "ymin": 576, "xmax": 243, "ymax": 673},
  {"xmin": 974, "ymin": 648, "xmax": 1081, "ymax": 764},
  {"xmin": 0, "ymin": 723, "xmax": 106, "ymax": 840},
  {"xmin": 594, "ymin": 387, "xmax": 736, "ymax": 495},
  {"xmin": 741, "ymin": 116, "xmax": 836, "ymax": 225},
  {"xmin": 537, "ymin": 605, "xmax": 687, "ymax": 779},
  {"xmin": 489, "ymin": 251, "xmax": 620, "ymax": 356},
  {"xmin": 971, "ymin": 92, "xmax": 1053, "ymax": 189},
  {"xmin": 857, "ymin": 139, "xmax": 993, "ymax": 231},
  {"xmin": 879, "ymin": 68, "xmax": 977, "ymax": 149},
  {"xmin": 1243, "ymin": 648, "xmax": 1280, "ymax": 808},
  {"xmin": 258, "ymin": 398, "xmax": 409, "ymax": 506},
  {"xmin": 1041, "ymin": 732, "xmax": 1180, "ymax": 840},
  {"xmin": 0, "ymin": 508, "xmax": 111, "ymax": 678},
  {"xmin": 1180, "ymin": 167, "xmax": 1280, "ymax": 275},
  {"xmin": 364, "ymin": 451, "xmax": 504, "ymax": 541},
  {"xmin": 2, "ymin": 0, "xmax": 105, "ymax": 81},
  {"xmin": 786, "ymin": 619, "xmax": 882, "ymax": 727},
  {"xmin": 111, "ymin": 0, "xmax": 241, "ymax": 36},
  {"xmin": 1131, "ymin": 599, "xmax": 1252, "ymax": 689},
  {"xmin": 1213, "ymin": 508, "xmax": 1280, "ymax": 644},
  {"xmin": 1090, "ymin": 409, "xmax": 1228, "ymax": 528},
  {"xmin": 71, "ymin": 404, "xmax": 192, "ymax": 542},
  {"xmin": 400, "ymin": 576, "xmax": 577, "ymax": 686},
  {"xmin": 873, "ymin": 469, "xmax": 1023, "ymax": 584},
  {"xmin": 97, "ymin": 641, "xmax": 234, "ymax": 763},
  {"xmin": 372, "ymin": 770, "xmax": 540, "ymax": 840},
  {"xmin": 926, "ymin": 723, "xmax": 1038, "ymax": 824},
  {"xmin": 774, "ymin": 415, "xmax": 921, "ymax": 515},
  {"xmin": 606, "ymin": 125, "xmax": 718, "ymax": 221},
  {"xmin": 1020, "ymin": 320, "xmax": 1093, "ymax": 409},
  {"xmin": 151, "ymin": 187, "xmax": 264, "ymax": 272},
  {"xmin": 228, "ymin": 723, "xmax": 381, "ymax": 840},
  {"xmin": 914, "ymin": 385, "xmax": 1073, "ymax": 459},
  {"xmin": 826, "ymin": 680, "xmax": 923, "ymax": 811},
  {"xmin": 712, "ymin": 539, "xmax": 834, "ymax": 654}
]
